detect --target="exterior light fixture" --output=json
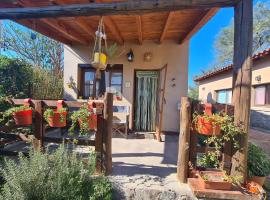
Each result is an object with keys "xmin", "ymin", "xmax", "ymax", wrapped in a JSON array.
[
  {"xmin": 255, "ymin": 75, "xmax": 261, "ymax": 82},
  {"xmin": 127, "ymin": 49, "xmax": 134, "ymax": 62}
]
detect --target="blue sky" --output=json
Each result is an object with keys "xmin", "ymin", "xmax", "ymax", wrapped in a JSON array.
[
  {"xmin": 188, "ymin": 8, "xmax": 233, "ymax": 87},
  {"xmin": 189, "ymin": 0, "xmax": 268, "ymax": 87}
]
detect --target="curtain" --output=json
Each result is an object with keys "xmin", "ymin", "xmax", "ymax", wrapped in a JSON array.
[{"xmin": 135, "ymin": 71, "xmax": 159, "ymax": 131}]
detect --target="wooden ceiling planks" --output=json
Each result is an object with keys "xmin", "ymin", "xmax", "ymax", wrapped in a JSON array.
[{"xmin": 0, "ymin": 0, "xmax": 218, "ymax": 45}]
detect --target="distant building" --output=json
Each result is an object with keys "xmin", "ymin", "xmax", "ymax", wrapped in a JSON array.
[{"xmin": 194, "ymin": 48, "xmax": 270, "ymax": 131}]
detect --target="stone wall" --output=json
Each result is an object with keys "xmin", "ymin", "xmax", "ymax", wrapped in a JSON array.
[{"xmin": 250, "ymin": 107, "xmax": 270, "ymax": 131}]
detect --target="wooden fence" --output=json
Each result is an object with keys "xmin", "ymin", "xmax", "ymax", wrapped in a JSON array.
[
  {"xmin": 177, "ymin": 97, "xmax": 234, "ymax": 183},
  {"xmin": 0, "ymin": 93, "xmax": 113, "ymax": 174}
]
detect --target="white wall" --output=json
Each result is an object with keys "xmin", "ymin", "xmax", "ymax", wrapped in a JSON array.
[{"xmin": 64, "ymin": 40, "xmax": 189, "ymax": 132}]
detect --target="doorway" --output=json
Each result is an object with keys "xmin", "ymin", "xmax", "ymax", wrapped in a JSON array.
[{"xmin": 134, "ymin": 70, "xmax": 159, "ymax": 131}]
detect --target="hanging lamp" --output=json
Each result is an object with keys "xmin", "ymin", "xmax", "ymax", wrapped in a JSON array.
[{"xmin": 92, "ymin": 17, "xmax": 107, "ymax": 79}]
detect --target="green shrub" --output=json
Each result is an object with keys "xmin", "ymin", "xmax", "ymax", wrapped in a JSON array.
[
  {"xmin": 0, "ymin": 145, "xmax": 112, "ymax": 200},
  {"xmin": 248, "ymin": 143, "xmax": 270, "ymax": 178}
]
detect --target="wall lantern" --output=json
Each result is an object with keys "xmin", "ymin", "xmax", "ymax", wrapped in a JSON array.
[
  {"xmin": 255, "ymin": 75, "xmax": 261, "ymax": 82},
  {"xmin": 127, "ymin": 49, "xmax": 134, "ymax": 62}
]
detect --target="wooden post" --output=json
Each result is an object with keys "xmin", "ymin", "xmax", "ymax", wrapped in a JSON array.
[
  {"xmin": 231, "ymin": 0, "xmax": 253, "ymax": 183},
  {"xmin": 33, "ymin": 100, "xmax": 45, "ymax": 151},
  {"xmin": 177, "ymin": 97, "xmax": 191, "ymax": 183},
  {"xmin": 103, "ymin": 92, "xmax": 113, "ymax": 175},
  {"xmin": 95, "ymin": 114, "xmax": 104, "ymax": 173}
]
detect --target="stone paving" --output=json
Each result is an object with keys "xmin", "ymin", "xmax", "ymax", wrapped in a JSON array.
[{"xmin": 110, "ymin": 134, "xmax": 195, "ymax": 200}]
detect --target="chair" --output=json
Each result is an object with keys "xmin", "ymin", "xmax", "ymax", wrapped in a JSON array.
[{"xmin": 112, "ymin": 105, "xmax": 129, "ymax": 138}]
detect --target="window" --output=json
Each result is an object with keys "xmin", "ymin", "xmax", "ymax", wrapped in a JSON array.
[
  {"xmin": 216, "ymin": 89, "xmax": 232, "ymax": 104},
  {"xmin": 109, "ymin": 71, "xmax": 123, "ymax": 95},
  {"xmin": 254, "ymin": 84, "xmax": 270, "ymax": 105},
  {"xmin": 84, "ymin": 70, "xmax": 95, "ymax": 98},
  {"xmin": 79, "ymin": 64, "xmax": 123, "ymax": 99}
]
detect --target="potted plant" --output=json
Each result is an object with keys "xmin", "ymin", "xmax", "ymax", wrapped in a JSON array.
[
  {"xmin": 193, "ymin": 112, "xmax": 224, "ymax": 136},
  {"xmin": 248, "ymin": 143, "xmax": 270, "ymax": 186},
  {"xmin": 69, "ymin": 105, "xmax": 97, "ymax": 135},
  {"xmin": 195, "ymin": 113, "xmax": 244, "ymax": 189},
  {"xmin": 3, "ymin": 106, "xmax": 32, "ymax": 126},
  {"xmin": 43, "ymin": 108, "xmax": 67, "ymax": 128},
  {"xmin": 198, "ymin": 170, "xmax": 242, "ymax": 190}
]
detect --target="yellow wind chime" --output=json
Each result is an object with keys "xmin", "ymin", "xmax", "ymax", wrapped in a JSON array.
[{"xmin": 92, "ymin": 17, "xmax": 107, "ymax": 79}]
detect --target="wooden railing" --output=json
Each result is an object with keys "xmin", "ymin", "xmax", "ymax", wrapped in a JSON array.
[
  {"xmin": 177, "ymin": 97, "xmax": 234, "ymax": 183},
  {"xmin": 0, "ymin": 93, "xmax": 113, "ymax": 174}
]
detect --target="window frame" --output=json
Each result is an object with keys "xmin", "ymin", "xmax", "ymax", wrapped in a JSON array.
[
  {"xmin": 254, "ymin": 84, "xmax": 270, "ymax": 106},
  {"xmin": 80, "ymin": 67, "xmax": 97, "ymax": 99},
  {"xmin": 108, "ymin": 68, "xmax": 123, "ymax": 94},
  {"xmin": 78, "ymin": 64, "xmax": 123, "ymax": 100},
  {"xmin": 215, "ymin": 89, "xmax": 232, "ymax": 105}
]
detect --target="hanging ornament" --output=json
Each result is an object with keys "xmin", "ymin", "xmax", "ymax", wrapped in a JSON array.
[
  {"xmin": 30, "ymin": 20, "xmax": 37, "ymax": 40},
  {"xmin": 91, "ymin": 17, "xmax": 108, "ymax": 79},
  {"xmin": 0, "ymin": 20, "xmax": 8, "ymax": 54},
  {"xmin": 31, "ymin": 32, "xmax": 37, "ymax": 40}
]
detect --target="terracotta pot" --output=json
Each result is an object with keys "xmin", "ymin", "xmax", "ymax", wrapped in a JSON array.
[
  {"xmin": 78, "ymin": 114, "xmax": 97, "ymax": 131},
  {"xmin": 250, "ymin": 176, "xmax": 266, "ymax": 186},
  {"xmin": 13, "ymin": 109, "xmax": 32, "ymax": 125},
  {"xmin": 47, "ymin": 111, "xmax": 67, "ymax": 128},
  {"xmin": 198, "ymin": 171, "xmax": 232, "ymax": 190},
  {"xmin": 196, "ymin": 116, "xmax": 221, "ymax": 136}
]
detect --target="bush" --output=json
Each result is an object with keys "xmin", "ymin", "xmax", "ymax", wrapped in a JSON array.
[
  {"xmin": 0, "ymin": 56, "xmax": 33, "ymax": 98},
  {"xmin": 248, "ymin": 143, "xmax": 270, "ymax": 178},
  {"xmin": 32, "ymin": 67, "xmax": 63, "ymax": 100},
  {"xmin": 0, "ymin": 145, "xmax": 112, "ymax": 200}
]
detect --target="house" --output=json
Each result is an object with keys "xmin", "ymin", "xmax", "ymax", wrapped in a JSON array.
[
  {"xmin": 194, "ymin": 48, "xmax": 270, "ymax": 131},
  {"xmin": 61, "ymin": 11, "xmax": 219, "ymax": 134},
  {"xmin": 0, "ymin": 2, "xmax": 220, "ymax": 134}
]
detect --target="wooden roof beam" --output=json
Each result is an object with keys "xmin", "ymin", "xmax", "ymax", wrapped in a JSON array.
[
  {"xmin": 51, "ymin": 0, "xmax": 95, "ymax": 40},
  {"xmin": 17, "ymin": 19, "xmax": 71, "ymax": 45},
  {"xmin": 41, "ymin": 19, "xmax": 89, "ymax": 45},
  {"xmin": 180, "ymin": 8, "xmax": 219, "ymax": 44},
  {"xmin": 95, "ymin": 0, "xmax": 124, "ymax": 45},
  {"xmin": 159, "ymin": 12, "xmax": 174, "ymax": 44},
  {"xmin": 103, "ymin": 17, "xmax": 124, "ymax": 45},
  {"xmin": 0, "ymin": 0, "xmax": 238, "ymax": 20},
  {"xmin": 136, "ymin": 16, "xmax": 143, "ymax": 45},
  {"xmin": 13, "ymin": 0, "xmax": 89, "ymax": 45}
]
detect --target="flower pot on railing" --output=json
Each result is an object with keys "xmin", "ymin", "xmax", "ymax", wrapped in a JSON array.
[
  {"xmin": 196, "ymin": 116, "xmax": 221, "ymax": 136},
  {"xmin": 13, "ymin": 109, "xmax": 32, "ymax": 126},
  {"xmin": 44, "ymin": 108, "xmax": 67, "ymax": 128},
  {"xmin": 47, "ymin": 110, "xmax": 67, "ymax": 128},
  {"xmin": 78, "ymin": 114, "xmax": 97, "ymax": 131}
]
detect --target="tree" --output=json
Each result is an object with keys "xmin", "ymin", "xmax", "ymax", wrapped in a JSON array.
[
  {"xmin": 0, "ymin": 56, "xmax": 32, "ymax": 98},
  {"xmin": 214, "ymin": 1, "xmax": 270, "ymax": 65},
  {"xmin": 188, "ymin": 85, "xmax": 199, "ymax": 100},
  {"xmin": 0, "ymin": 21, "xmax": 64, "ymax": 99},
  {"xmin": 2, "ymin": 21, "xmax": 63, "ymax": 77}
]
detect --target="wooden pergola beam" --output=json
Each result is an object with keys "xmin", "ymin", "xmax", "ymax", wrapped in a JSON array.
[
  {"xmin": 95, "ymin": 0, "xmax": 124, "ymax": 45},
  {"xmin": 41, "ymin": 19, "xmax": 89, "ymax": 45},
  {"xmin": 13, "ymin": 0, "xmax": 89, "ymax": 45},
  {"xmin": 17, "ymin": 19, "xmax": 71, "ymax": 45},
  {"xmin": 52, "ymin": 0, "xmax": 96, "ymax": 40},
  {"xmin": 136, "ymin": 15, "xmax": 143, "ymax": 45},
  {"xmin": 159, "ymin": 12, "xmax": 174, "ymax": 44},
  {"xmin": 231, "ymin": 0, "xmax": 253, "ymax": 183},
  {"xmin": 103, "ymin": 17, "xmax": 124, "ymax": 45},
  {"xmin": 0, "ymin": 0, "xmax": 238, "ymax": 20},
  {"xmin": 180, "ymin": 8, "xmax": 219, "ymax": 44}
]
